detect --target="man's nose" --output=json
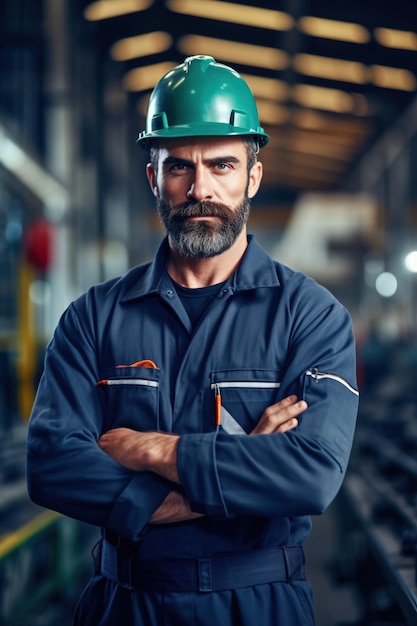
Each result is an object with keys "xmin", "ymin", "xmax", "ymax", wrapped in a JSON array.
[{"xmin": 187, "ymin": 167, "xmax": 213, "ymax": 201}]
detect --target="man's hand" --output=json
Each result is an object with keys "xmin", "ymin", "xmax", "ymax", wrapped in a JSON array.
[
  {"xmin": 98, "ymin": 429, "xmax": 180, "ymax": 483},
  {"xmin": 250, "ymin": 395, "xmax": 307, "ymax": 435},
  {"xmin": 150, "ymin": 489, "xmax": 203, "ymax": 524},
  {"xmin": 98, "ymin": 430, "xmax": 201, "ymax": 523}
]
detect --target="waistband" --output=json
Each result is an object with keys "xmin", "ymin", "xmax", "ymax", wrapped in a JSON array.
[{"xmin": 97, "ymin": 538, "xmax": 306, "ymax": 593}]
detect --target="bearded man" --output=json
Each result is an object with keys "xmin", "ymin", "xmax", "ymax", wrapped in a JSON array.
[{"xmin": 27, "ymin": 56, "xmax": 359, "ymax": 626}]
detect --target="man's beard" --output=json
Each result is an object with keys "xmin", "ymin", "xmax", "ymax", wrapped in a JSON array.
[{"xmin": 156, "ymin": 196, "xmax": 251, "ymax": 259}]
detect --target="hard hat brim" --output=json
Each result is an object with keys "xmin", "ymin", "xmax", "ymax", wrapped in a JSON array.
[{"xmin": 137, "ymin": 124, "xmax": 269, "ymax": 150}]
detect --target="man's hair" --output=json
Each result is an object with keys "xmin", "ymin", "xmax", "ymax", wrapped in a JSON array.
[
  {"xmin": 243, "ymin": 136, "xmax": 259, "ymax": 171},
  {"xmin": 149, "ymin": 136, "xmax": 259, "ymax": 176}
]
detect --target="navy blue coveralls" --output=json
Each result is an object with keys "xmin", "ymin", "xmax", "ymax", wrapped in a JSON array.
[{"xmin": 27, "ymin": 236, "xmax": 359, "ymax": 626}]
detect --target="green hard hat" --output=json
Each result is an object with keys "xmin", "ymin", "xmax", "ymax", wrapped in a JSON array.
[{"xmin": 137, "ymin": 55, "xmax": 269, "ymax": 149}]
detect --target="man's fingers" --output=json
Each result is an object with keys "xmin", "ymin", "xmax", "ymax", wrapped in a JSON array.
[
  {"xmin": 277, "ymin": 417, "xmax": 299, "ymax": 433},
  {"xmin": 250, "ymin": 396, "xmax": 308, "ymax": 435}
]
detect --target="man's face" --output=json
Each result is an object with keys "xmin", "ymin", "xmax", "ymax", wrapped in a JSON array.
[{"xmin": 146, "ymin": 136, "xmax": 262, "ymax": 259}]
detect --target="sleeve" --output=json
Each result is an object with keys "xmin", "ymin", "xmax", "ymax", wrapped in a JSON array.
[
  {"xmin": 177, "ymin": 291, "xmax": 359, "ymax": 519},
  {"xmin": 26, "ymin": 299, "xmax": 171, "ymax": 541}
]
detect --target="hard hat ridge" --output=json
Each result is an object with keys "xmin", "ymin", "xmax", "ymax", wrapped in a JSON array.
[
  {"xmin": 183, "ymin": 54, "xmax": 216, "ymax": 73},
  {"xmin": 137, "ymin": 55, "xmax": 269, "ymax": 149}
]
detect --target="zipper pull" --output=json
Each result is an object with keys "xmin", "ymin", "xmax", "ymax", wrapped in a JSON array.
[{"xmin": 308, "ymin": 367, "xmax": 319, "ymax": 383}]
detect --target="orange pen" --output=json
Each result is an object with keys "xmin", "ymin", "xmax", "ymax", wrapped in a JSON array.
[
  {"xmin": 116, "ymin": 359, "xmax": 158, "ymax": 369},
  {"xmin": 215, "ymin": 384, "xmax": 222, "ymax": 427}
]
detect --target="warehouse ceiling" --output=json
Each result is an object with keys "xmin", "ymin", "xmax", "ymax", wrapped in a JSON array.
[{"xmin": 79, "ymin": 0, "xmax": 417, "ymax": 199}]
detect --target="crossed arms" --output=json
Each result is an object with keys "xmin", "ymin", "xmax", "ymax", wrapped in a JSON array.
[{"xmin": 98, "ymin": 394, "xmax": 307, "ymax": 524}]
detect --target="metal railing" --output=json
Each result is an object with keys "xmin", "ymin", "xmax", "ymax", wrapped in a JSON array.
[{"xmin": 0, "ymin": 508, "xmax": 98, "ymax": 625}]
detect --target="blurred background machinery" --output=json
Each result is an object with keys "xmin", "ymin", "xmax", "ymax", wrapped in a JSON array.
[{"xmin": 1, "ymin": 1, "xmax": 417, "ymax": 624}]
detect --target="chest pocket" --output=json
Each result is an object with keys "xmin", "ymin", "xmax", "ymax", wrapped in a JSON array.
[
  {"xmin": 211, "ymin": 369, "xmax": 281, "ymax": 435},
  {"xmin": 97, "ymin": 365, "xmax": 160, "ymax": 432}
]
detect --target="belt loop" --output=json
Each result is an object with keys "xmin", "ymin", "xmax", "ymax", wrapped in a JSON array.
[
  {"xmin": 282, "ymin": 547, "xmax": 293, "ymax": 584},
  {"xmin": 100, "ymin": 539, "xmax": 134, "ymax": 590},
  {"xmin": 92, "ymin": 538, "xmax": 103, "ymax": 575},
  {"xmin": 118, "ymin": 552, "xmax": 133, "ymax": 590},
  {"xmin": 198, "ymin": 558, "xmax": 212, "ymax": 592}
]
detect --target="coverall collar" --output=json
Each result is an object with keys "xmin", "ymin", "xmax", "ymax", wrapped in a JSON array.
[{"xmin": 120, "ymin": 235, "xmax": 281, "ymax": 303}]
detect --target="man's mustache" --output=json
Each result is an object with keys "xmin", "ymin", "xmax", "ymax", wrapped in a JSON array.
[{"xmin": 169, "ymin": 201, "xmax": 234, "ymax": 221}]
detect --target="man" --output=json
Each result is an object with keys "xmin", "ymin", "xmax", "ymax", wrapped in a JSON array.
[{"xmin": 27, "ymin": 56, "xmax": 359, "ymax": 625}]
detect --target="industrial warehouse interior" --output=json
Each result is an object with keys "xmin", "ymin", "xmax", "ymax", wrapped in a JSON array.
[{"xmin": 1, "ymin": 0, "xmax": 417, "ymax": 624}]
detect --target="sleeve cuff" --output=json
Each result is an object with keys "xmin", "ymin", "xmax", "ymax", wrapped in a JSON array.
[
  {"xmin": 106, "ymin": 472, "xmax": 171, "ymax": 540},
  {"xmin": 177, "ymin": 432, "xmax": 229, "ymax": 518}
]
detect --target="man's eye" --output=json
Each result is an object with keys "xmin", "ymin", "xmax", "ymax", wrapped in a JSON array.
[{"xmin": 171, "ymin": 163, "xmax": 189, "ymax": 171}]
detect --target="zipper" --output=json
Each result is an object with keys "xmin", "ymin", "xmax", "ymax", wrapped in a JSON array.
[
  {"xmin": 306, "ymin": 368, "xmax": 359, "ymax": 396},
  {"xmin": 210, "ymin": 381, "xmax": 280, "ymax": 390},
  {"xmin": 97, "ymin": 378, "xmax": 159, "ymax": 387}
]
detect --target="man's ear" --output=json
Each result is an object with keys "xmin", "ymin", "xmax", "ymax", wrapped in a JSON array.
[
  {"xmin": 146, "ymin": 163, "xmax": 158, "ymax": 197},
  {"xmin": 248, "ymin": 161, "xmax": 263, "ymax": 199}
]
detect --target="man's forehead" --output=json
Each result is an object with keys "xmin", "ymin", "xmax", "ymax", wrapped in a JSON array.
[{"xmin": 157, "ymin": 135, "xmax": 246, "ymax": 157}]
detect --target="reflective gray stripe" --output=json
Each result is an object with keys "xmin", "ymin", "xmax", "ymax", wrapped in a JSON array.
[
  {"xmin": 105, "ymin": 379, "xmax": 159, "ymax": 387},
  {"xmin": 210, "ymin": 381, "xmax": 280, "ymax": 390},
  {"xmin": 306, "ymin": 370, "xmax": 359, "ymax": 396},
  {"xmin": 221, "ymin": 407, "xmax": 247, "ymax": 435}
]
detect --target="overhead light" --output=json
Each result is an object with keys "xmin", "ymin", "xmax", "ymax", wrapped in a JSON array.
[
  {"xmin": 375, "ymin": 272, "xmax": 397, "ymax": 297},
  {"xmin": 294, "ymin": 54, "xmax": 414, "ymax": 99},
  {"xmin": 167, "ymin": 0, "xmax": 294, "ymax": 31},
  {"xmin": 292, "ymin": 84, "xmax": 356, "ymax": 114},
  {"xmin": 371, "ymin": 65, "xmax": 416, "ymax": 91},
  {"xmin": 241, "ymin": 74, "xmax": 289, "ymax": 101},
  {"xmin": 123, "ymin": 61, "xmax": 176, "ymax": 91},
  {"xmin": 375, "ymin": 28, "xmax": 417, "ymax": 51},
  {"xmin": 256, "ymin": 100, "xmax": 290, "ymax": 125},
  {"xmin": 298, "ymin": 16, "xmax": 370, "ymax": 44},
  {"xmin": 294, "ymin": 53, "xmax": 368, "ymax": 85},
  {"xmin": 291, "ymin": 109, "xmax": 331, "ymax": 131},
  {"xmin": 291, "ymin": 110, "xmax": 371, "ymax": 138},
  {"xmin": 110, "ymin": 32, "xmax": 172, "ymax": 61},
  {"xmin": 282, "ymin": 134, "xmax": 355, "ymax": 160},
  {"xmin": 84, "ymin": 0, "xmax": 153, "ymax": 21},
  {"xmin": 178, "ymin": 35, "xmax": 289, "ymax": 71},
  {"xmin": 404, "ymin": 251, "xmax": 417, "ymax": 273}
]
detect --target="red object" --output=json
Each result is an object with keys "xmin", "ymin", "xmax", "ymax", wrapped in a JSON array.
[{"xmin": 25, "ymin": 219, "xmax": 55, "ymax": 271}]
